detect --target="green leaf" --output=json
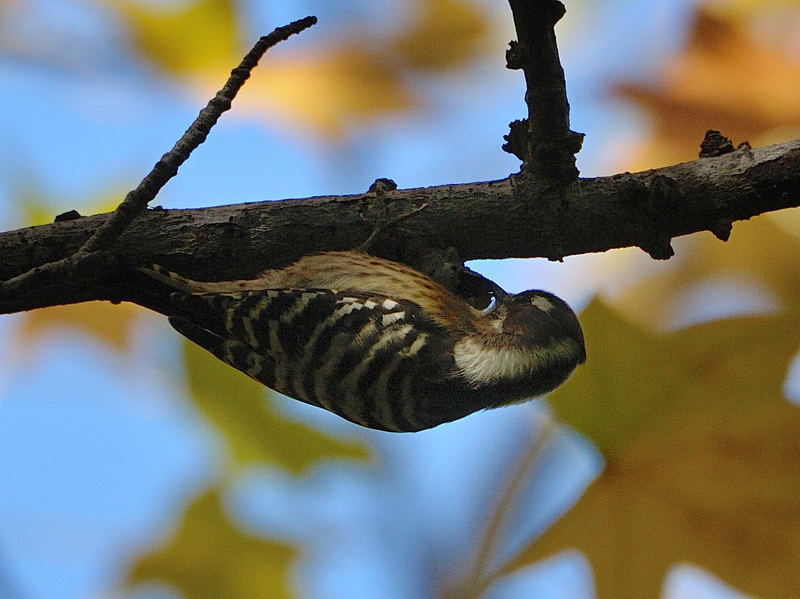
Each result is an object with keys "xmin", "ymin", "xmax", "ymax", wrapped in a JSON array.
[
  {"xmin": 182, "ymin": 339, "xmax": 370, "ymax": 474},
  {"xmin": 126, "ymin": 487, "xmax": 298, "ymax": 599}
]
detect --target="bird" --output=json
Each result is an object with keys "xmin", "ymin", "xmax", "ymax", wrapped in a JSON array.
[{"xmin": 121, "ymin": 250, "xmax": 585, "ymax": 432}]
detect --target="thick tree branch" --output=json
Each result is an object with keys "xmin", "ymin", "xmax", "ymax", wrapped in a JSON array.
[{"xmin": 1, "ymin": 138, "xmax": 797, "ymax": 314}]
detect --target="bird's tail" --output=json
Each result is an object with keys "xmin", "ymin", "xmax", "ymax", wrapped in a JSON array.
[
  {"xmin": 135, "ymin": 264, "xmax": 200, "ymax": 294},
  {"xmin": 111, "ymin": 264, "xmax": 203, "ymax": 317}
]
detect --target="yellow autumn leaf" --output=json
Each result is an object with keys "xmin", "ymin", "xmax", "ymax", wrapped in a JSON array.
[
  {"xmin": 102, "ymin": 0, "xmax": 418, "ymax": 139},
  {"xmin": 126, "ymin": 487, "xmax": 298, "ymax": 599},
  {"xmin": 615, "ymin": 213, "xmax": 800, "ymax": 330},
  {"xmin": 391, "ymin": 0, "xmax": 489, "ymax": 70},
  {"xmin": 501, "ymin": 301, "xmax": 800, "ymax": 598},
  {"xmin": 768, "ymin": 207, "xmax": 800, "ymax": 241},
  {"xmin": 703, "ymin": 0, "xmax": 800, "ymax": 22},
  {"xmin": 18, "ymin": 301, "xmax": 143, "ymax": 354},
  {"xmin": 13, "ymin": 178, "xmax": 126, "ymax": 227},
  {"xmin": 241, "ymin": 43, "xmax": 416, "ymax": 139},
  {"xmin": 16, "ymin": 184, "xmax": 53, "ymax": 227},
  {"xmin": 182, "ymin": 339, "xmax": 370, "ymax": 474},
  {"xmin": 107, "ymin": 0, "xmax": 242, "ymax": 76}
]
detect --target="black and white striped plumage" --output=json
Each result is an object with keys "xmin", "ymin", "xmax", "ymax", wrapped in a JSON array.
[{"xmin": 127, "ymin": 251, "xmax": 585, "ymax": 432}]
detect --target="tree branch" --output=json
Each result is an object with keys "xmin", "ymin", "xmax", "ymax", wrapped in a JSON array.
[
  {"xmin": 1, "ymin": 6, "xmax": 797, "ymax": 317},
  {"xmin": 0, "ymin": 16, "xmax": 317, "ymax": 300},
  {"xmin": 504, "ymin": 0, "xmax": 583, "ymax": 182},
  {"xmin": 1, "ymin": 138, "xmax": 797, "ymax": 314}
]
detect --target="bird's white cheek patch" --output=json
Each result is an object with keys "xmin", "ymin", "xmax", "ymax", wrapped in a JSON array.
[{"xmin": 453, "ymin": 338, "xmax": 541, "ymax": 386}]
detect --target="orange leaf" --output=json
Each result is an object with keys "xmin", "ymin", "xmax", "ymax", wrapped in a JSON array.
[
  {"xmin": 616, "ymin": 7, "xmax": 800, "ymax": 170},
  {"xmin": 391, "ymin": 0, "xmax": 489, "ymax": 70},
  {"xmin": 239, "ymin": 43, "xmax": 416, "ymax": 139},
  {"xmin": 502, "ymin": 302, "xmax": 800, "ymax": 598}
]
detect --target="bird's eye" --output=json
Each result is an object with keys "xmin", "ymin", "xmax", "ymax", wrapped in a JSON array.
[{"xmin": 482, "ymin": 294, "xmax": 498, "ymax": 314}]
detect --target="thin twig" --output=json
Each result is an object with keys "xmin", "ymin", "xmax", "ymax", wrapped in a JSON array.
[
  {"xmin": 504, "ymin": 0, "xmax": 583, "ymax": 182},
  {"xmin": 0, "ymin": 15, "xmax": 317, "ymax": 300},
  {"xmin": 444, "ymin": 413, "xmax": 559, "ymax": 599}
]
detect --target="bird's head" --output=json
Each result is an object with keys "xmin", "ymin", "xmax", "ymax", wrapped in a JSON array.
[{"xmin": 484, "ymin": 288, "xmax": 586, "ymax": 365}]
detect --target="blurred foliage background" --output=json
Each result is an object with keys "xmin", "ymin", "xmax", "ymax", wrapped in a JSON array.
[{"xmin": 0, "ymin": 1, "xmax": 798, "ymax": 598}]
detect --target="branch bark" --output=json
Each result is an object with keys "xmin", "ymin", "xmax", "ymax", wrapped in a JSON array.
[
  {"xmin": 2, "ymin": 138, "xmax": 797, "ymax": 314},
  {"xmin": 504, "ymin": 0, "xmax": 583, "ymax": 182}
]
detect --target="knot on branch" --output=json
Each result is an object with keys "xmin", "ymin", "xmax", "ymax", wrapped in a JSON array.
[
  {"xmin": 530, "ymin": 135, "xmax": 583, "ymax": 183},
  {"xmin": 502, "ymin": 119, "xmax": 529, "ymax": 160},
  {"xmin": 54, "ymin": 210, "xmax": 82, "ymax": 223},
  {"xmin": 709, "ymin": 218, "xmax": 733, "ymax": 242},
  {"xmin": 504, "ymin": 120, "xmax": 584, "ymax": 183},
  {"xmin": 639, "ymin": 238, "xmax": 675, "ymax": 260},
  {"xmin": 505, "ymin": 41, "xmax": 524, "ymax": 70},
  {"xmin": 699, "ymin": 130, "xmax": 735, "ymax": 157},
  {"xmin": 368, "ymin": 178, "xmax": 398, "ymax": 193},
  {"xmin": 634, "ymin": 175, "xmax": 682, "ymax": 259}
]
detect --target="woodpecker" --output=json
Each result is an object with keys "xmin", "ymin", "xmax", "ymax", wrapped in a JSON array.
[{"xmin": 125, "ymin": 251, "xmax": 585, "ymax": 432}]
